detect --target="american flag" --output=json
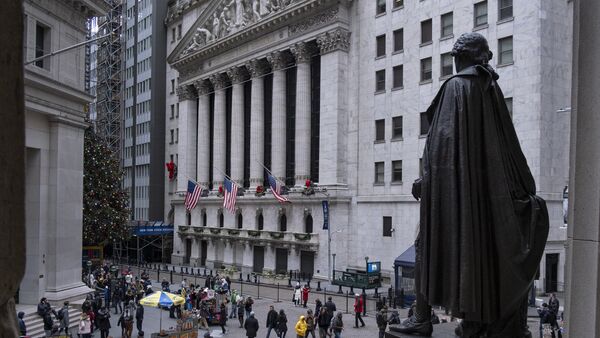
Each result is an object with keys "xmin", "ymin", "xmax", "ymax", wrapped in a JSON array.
[
  {"xmin": 223, "ymin": 177, "xmax": 239, "ymax": 213},
  {"xmin": 268, "ymin": 174, "xmax": 290, "ymax": 203},
  {"xmin": 184, "ymin": 180, "xmax": 202, "ymax": 211}
]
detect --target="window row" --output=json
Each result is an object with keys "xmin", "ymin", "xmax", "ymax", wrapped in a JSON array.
[
  {"xmin": 375, "ymin": 116, "xmax": 403, "ymax": 142},
  {"xmin": 185, "ymin": 210, "xmax": 315, "ymax": 234},
  {"xmin": 375, "ymin": 0, "xmax": 513, "ymax": 24},
  {"xmin": 169, "ymin": 103, "xmax": 180, "ymax": 119},
  {"xmin": 169, "ymin": 128, "xmax": 179, "ymax": 144},
  {"xmin": 124, "ymin": 100, "xmax": 151, "ymax": 120},
  {"xmin": 374, "ymin": 160, "xmax": 404, "ymax": 184},
  {"xmin": 171, "ymin": 24, "xmax": 183, "ymax": 43}
]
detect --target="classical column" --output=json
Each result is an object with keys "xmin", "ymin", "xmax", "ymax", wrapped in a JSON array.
[
  {"xmin": 210, "ymin": 73, "xmax": 229, "ymax": 190},
  {"xmin": 206, "ymin": 240, "xmax": 217, "ymax": 269},
  {"xmin": 263, "ymin": 244, "xmax": 276, "ymax": 273},
  {"xmin": 194, "ymin": 79, "xmax": 212, "ymax": 187},
  {"xmin": 316, "ymin": 28, "xmax": 351, "ymax": 186},
  {"xmin": 223, "ymin": 241, "xmax": 235, "ymax": 267},
  {"xmin": 241, "ymin": 242, "xmax": 254, "ymax": 273},
  {"xmin": 291, "ymin": 42, "xmax": 313, "ymax": 186},
  {"xmin": 227, "ymin": 66, "xmax": 249, "ymax": 185},
  {"xmin": 246, "ymin": 59, "xmax": 270, "ymax": 189},
  {"xmin": 176, "ymin": 84, "xmax": 198, "ymax": 192},
  {"xmin": 288, "ymin": 247, "xmax": 301, "ymax": 272},
  {"xmin": 266, "ymin": 51, "xmax": 289, "ymax": 181},
  {"xmin": 190, "ymin": 238, "xmax": 201, "ymax": 267},
  {"xmin": 172, "ymin": 233, "xmax": 185, "ymax": 265}
]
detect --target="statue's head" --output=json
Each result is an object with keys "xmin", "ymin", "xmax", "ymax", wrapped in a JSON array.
[{"xmin": 451, "ymin": 33, "xmax": 493, "ymax": 71}]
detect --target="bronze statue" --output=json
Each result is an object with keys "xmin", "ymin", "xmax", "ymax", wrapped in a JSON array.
[{"xmin": 392, "ymin": 33, "xmax": 549, "ymax": 337}]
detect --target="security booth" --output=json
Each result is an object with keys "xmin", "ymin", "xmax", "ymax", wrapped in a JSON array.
[{"xmin": 394, "ymin": 245, "xmax": 416, "ymax": 307}]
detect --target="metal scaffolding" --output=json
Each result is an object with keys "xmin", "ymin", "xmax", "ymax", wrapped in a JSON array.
[{"xmin": 93, "ymin": 0, "xmax": 123, "ymax": 156}]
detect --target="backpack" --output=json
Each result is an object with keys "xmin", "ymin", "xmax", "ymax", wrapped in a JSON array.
[{"xmin": 57, "ymin": 309, "xmax": 64, "ymax": 321}]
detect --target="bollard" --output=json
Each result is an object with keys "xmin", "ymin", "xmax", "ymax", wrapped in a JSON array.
[
  {"xmin": 350, "ymin": 286, "xmax": 354, "ymax": 294},
  {"xmin": 247, "ymin": 274, "xmax": 251, "ymax": 282},
  {"xmin": 375, "ymin": 288, "xmax": 378, "ymax": 296},
  {"xmin": 172, "ymin": 266, "xmax": 175, "ymax": 272},
  {"xmin": 253, "ymin": 275, "xmax": 257, "ymax": 284},
  {"xmin": 307, "ymin": 280, "xmax": 311, "ymax": 288},
  {"xmin": 288, "ymin": 278, "xmax": 292, "ymax": 287},
  {"xmin": 156, "ymin": 269, "xmax": 159, "ymax": 281},
  {"xmin": 180, "ymin": 267, "xmax": 183, "ymax": 273},
  {"xmin": 316, "ymin": 281, "xmax": 322, "ymax": 292},
  {"xmin": 257, "ymin": 280, "xmax": 260, "ymax": 299},
  {"xmin": 240, "ymin": 279, "xmax": 244, "ymax": 295},
  {"xmin": 345, "ymin": 291, "xmax": 349, "ymax": 314},
  {"xmin": 204, "ymin": 268, "xmax": 207, "ymax": 276},
  {"xmin": 210, "ymin": 270, "xmax": 213, "ymax": 277},
  {"xmin": 362, "ymin": 288, "xmax": 367, "ymax": 316},
  {"xmin": 239, "ymin": 273, "xmax": 243, "ymax": 281},
  {"xmin": 337, "ymin": 285, "xmax": 343, "ymax": 294},
  {"xmin": 399, "ymin": 288, "xmax": 405, "ymax": 309},
  {"xmin": 277, "ymin": 283, "xmax": 280, "ymax": 302},
  {"xmin": 170, "ymin": 270, "xmax": 173, "ymax": 284},
  {"xmin": 185, "ymin": 267, "xmax": 189, "ymax": 274}
]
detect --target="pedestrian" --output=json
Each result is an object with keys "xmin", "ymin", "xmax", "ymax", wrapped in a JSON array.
[
  {"xmin": 237, "ymin": 298, "xmax": 245, "ymax": 328},
  {"xmin": 295, "ymin": 315, "xmax": 307, "ymax": 338},
  {"xmin": 17, "ymin": 311, "xmax": 27, "ymax": 337},
  {"xmin": 376, "ymin": 305, "xmax": 389, "ymax": 338},
  {"xmin": 353, "ymin": 294, "xmax": 365, "ymax": 328},
  {"xmin": 57, "ymin": 301, "xmax": 70, "ymax": 335},
  {"xmin": 104, "ymin": 285, "xmax": 111, "ymax": 309},
  {"xmin": 113, "ymin": 286, "xmax": 123, "ymax": 314},
  {"xmin": 244, "ymin": 311, "xmax": 260, "ymax": 338},
  {"xmin": 42, "ymin": 312, "xmax": 53, "ymax": 337},
  {"xmin": 548, "ymin": 294, "xmax": 560, "ymax": 316},
  {"xmin": 245, "ymin": 296, "xmax": 254, "ymax": 318},
  {"xmin": 181, "ymin": 278, "xmax": 188, "ymax": 291},
  {"xmin": 266, "ymin": 305, "xmax": 278, "ymax": 338},
  {"xmin": 294, "ymin": 284, "xmax": 302, "ymax": 307},
  {"xmin": 219, "ymin": 302, "xmax": 228, "ymax": 334},
  {"xmin": 136, "ymin": 303, "xmax": 144, "ymax": 333},
  {"xmin": 324, "ymin": 297, "xmax": 336, "ymax": 315},
  {"xmin": 229, "ymin": 289, "xmax": 239, "ymax": 318},
  {"xmin": 37, "ymin": 297, "xmax": 54, "ymax": 319},
  {"xmin": 330, "ymin": 312, "xmax": 344, "ymax": 338},
  {"xmin": 79, "ymin": 312, "xmax": 92, "ymax": 338},
  {"xmin": 302, "ymin": 285, "xmax": 310, "ymax": 308},
  {"xmin": 314, "ymin": 299, "xmax": 322, "ymax": 323},
  {"xmin": 317, "ymin": 307, "xmax": 330, "ymax": 338},
  {"xmin": 198, "ymin": 301, "xmax": 210, "ymax": 330},
  {"xmin": 97, "ymin": 306, "xmax": 111, "ymax": 338},
  {"xmin": 277, "ymin": 309, "xmax": 288, "ymax": 338},
  {"xmin": 118, "ymin": 301, "xmax": 135, "ymax": 338},
  {"xmin": 305, "ymin": 309, "xmax": 316, "ymax": 338}
]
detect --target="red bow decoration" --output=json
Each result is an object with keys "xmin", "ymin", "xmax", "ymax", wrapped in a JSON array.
[
  {"xmin": 305, "ymin": 179, "xmax": 312, "ymax": 188},
  {"xmin": 165, "ymin": 161, "xmax": 177, "ymax": 180}
]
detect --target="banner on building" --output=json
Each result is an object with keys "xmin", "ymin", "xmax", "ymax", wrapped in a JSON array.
[{"xmin": 322, "ymin": 200, "xmax": 329, "ymax": 230}]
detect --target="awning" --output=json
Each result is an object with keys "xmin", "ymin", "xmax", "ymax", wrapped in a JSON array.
[{"xmin": 394, "ymin": 244, "xmax": 415, "ymax": 268}]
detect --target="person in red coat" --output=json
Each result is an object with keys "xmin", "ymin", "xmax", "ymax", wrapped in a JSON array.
[
  {"xmin": 353, "ymin": 294, "xmax": 365, "ymax": 328},
  {"xmin": 301, "ymin": 285, "xmax": 310, "ymax": 308}
]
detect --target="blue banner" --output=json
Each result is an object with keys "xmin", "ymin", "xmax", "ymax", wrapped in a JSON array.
[
  {"xmin": 133, "ymin": 225, "xmax": 174, "ymax": 236},
  {"xmin": 322, "ymin": 200, "xmax": 329, "ymax": 230}
]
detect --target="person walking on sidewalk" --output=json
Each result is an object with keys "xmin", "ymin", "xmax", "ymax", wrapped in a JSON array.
[
  {"xmin": 97, "ymin": 306, "xmax": 111, "ymax": 338},
  {"xmin": 266, "ymin": 305, "xmax": 278, "ymax": 338},
  {"xmin": 229, "ymin": 290, "xmax": 239, "ymax": 319},
  {"xmin": 244, "ymin": 311, "xmax": 259, "ymax": 338},
  {"xmin": 302, "ymin": 285, "xmax": 310, "ymax": 308},
  {"xmin": 295, "ymin": 315, "xmax": 307, "ymax": 338},
  {"xmin": 219, "ymin": 302, "xmax": 228, "ymax": 334},
  {"xmin": 57, "ymin": 301, "xmax": 70, "ymax": 336},
  {"xmin": 330, "ymin": 312, "xmax": 344, "ymax": 338},
  {"xmin": 317, "ymin": 307, "xmax": 330, "ymax": 338},
  {"xmin": 305, "ymin": 309, "xmax": 316, "ymax": 338},
  {"xmin": 353, "ymin": 294, "xmax": 365, "ymax": 328},
  {"xmin": 376, "ymin": 305, "xmax": 389, "ymax": 338},
  {"xmin": 277, "ymin": 309, "xmax": 288, "ymax": 338},
  {"xmin": 237, "ymin": 298, "xmax": 245, "ymax": 328},
  {"xmin": 136, "ymin": 302, "xmax": 144, "ymax": 334}
]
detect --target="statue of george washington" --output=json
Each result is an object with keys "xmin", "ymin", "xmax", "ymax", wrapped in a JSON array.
[{"xmin": 391, "ymin": 33, "xmax": 549, "ymax": 337}]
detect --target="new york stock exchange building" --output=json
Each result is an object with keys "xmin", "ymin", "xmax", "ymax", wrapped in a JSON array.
[{"xmin": 163, "ymin": 0, "xmax": 569, "ymax": 290}]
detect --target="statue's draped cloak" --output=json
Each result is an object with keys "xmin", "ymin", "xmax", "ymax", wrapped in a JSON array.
[{"xmin": 418, "ymin": 65, "xmax": 549, "ymax": 323}]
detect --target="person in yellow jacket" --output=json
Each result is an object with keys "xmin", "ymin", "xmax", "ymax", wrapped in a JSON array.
[{"xmin": 295, "ymin": 315, "xmax": 307, "ymax": 338}]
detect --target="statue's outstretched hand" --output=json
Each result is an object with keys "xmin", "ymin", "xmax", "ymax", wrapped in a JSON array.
[{"xmin": 412, "ymin": 178, "xmax": 422, "ymax": 200}]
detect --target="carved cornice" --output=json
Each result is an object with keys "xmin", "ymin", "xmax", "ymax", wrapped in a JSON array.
[
  {"xmin": 165, "ymin": 0, "xmax": 203, "ymax": 25},
  {"xmin": 193, "ymin": 79, "xmax": 213, "ymax": 95},
  {"xmin": 176, "ymin": 84, "xmax": 197, "ymax": 101},
  {"xmin": 288, "ymin": 6, "xmax": 340, "ymax": 35},
  {"xmin": 209, "ymin": 73, "xmax": 229, "ymax": 90},
  {"xmin": 290, "ymin": 42, "xmax": 315, "ymax": 64},
  {"xmin": 245, "ymin": 59, "xmax": 270, "ymax": 78},
  {"xmin": 317, "ymin": 28, "xmax": 351, "ymax": 54},
  {"xmin": 226, "ymin": 66, "xmax": 250, "ymax": 84},
  {"xmin": 266, "ymin": 51, "xmax": 291, "ymax": 71}
]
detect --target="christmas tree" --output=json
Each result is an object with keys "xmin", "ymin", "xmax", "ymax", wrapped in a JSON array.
[{"xmin": 83, "ymin": 127, "xmax": 130, "ymax": 245}]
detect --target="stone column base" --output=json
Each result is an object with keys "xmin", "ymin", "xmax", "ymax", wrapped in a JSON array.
[
  {"xmin": 45, "ymin": 282, "xmax": 94, "ymax": 306},
  {"xmin": 171, "ymin": 254, "xmax": 184, "ymax": 266}
]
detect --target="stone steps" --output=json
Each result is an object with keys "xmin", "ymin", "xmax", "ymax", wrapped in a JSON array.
[{"xmin": 22, "ymin": 307, "xmax": 81, "ymax": 338}]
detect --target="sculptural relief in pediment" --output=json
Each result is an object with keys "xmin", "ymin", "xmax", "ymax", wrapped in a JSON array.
[{"xmin": 181, "ymin": 0, "xmax": 302, "ymax": 57}]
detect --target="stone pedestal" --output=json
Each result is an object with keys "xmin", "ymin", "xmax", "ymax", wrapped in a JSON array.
[{"xmin": 386, "ymin": 323, "xmax": 457, "ymax": 338}]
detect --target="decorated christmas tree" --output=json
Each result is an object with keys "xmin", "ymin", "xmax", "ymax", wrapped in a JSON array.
[{"xmin": 83, "ymin": 127, "xmax": 130, "ymax": 245}]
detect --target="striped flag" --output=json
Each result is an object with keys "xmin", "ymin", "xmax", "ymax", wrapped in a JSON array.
[
  {"xmin": 268, "ymin": 174, "xmax": 290, "ymax": 203},
  {"xmin": 184, "ymin": 180, "xmax": 202, "ymax": 211},
  {"xmin": 223, "ymin": 177, "xmax": 239, "ymax": 213}
]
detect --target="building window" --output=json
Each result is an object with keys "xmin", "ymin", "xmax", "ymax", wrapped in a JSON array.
[
  {"xmin": 237, "ymin": 213, "xmax": 243, "ymax": 229},
  {"xmin": 421, "ymin": 19, "xmax": 432, "ymax": 44},
  {"xmin": 305, "ymin": 215, "xmax": 313, "ymax": 234},
  {"xmin": 419, "ymin": 158, "xmax": 423, "ymax": 176},
  {"xmin": 375, "ymin": 119, "xmax": 385, "ymax": 142},
  {"xmin": 170, "ymin": 129, "xmax": 174, "ymax": 144},
  {"xmin": 474, "ymin": 1, "xmax": 488, "ymax": 27},
  {"xmin": 498, "ymin": 36, "xmax": 513, "ymax": 65},
  {"xmin": 420, "ymin": 57, "xmax": 432, "ymax": 82},
  {"xmin": 35, "ymin": 22, "xmax": 50, "ymax": 69},
  {"xmin": 499, "ymin": 0, "xmax": 513, "ymax": 21},
  {"xmin": 505, "ymin": 97, "xmax": 513, "ymax": 117},
  {"xmin": 376, "ymin": 34, "xmax": 386, "ymax": 57},
  {"xmin": 171, "ymin": 28, "xmax": 176, "ymax": 43},
  {"xmin": 176, "ymin": 103, "xmax": 180, "ymax": 118},
  {"xmin": 279, "ymin": 214, "xmax": 287, "ymax": 232},
  {"xmin": 375, "ymin": 70, "xmax": 386, "ymax": 92},
  {"xmin": 393, "ymin": 28, "xmax": 404, "ymax": 52},
  {"xmin": 177, "ymin": 24, "xmax": 182, "ymax": 39},
  {"xmin": 376, "ymin": 0, "xmax": 386, "ymax": 15},
  {"xmin": 170, "ymin": 104, "xmax": 175, "ymax": 119},
  {"xmin": 374, "ymin": 162, "xmax": 385, "ymax": 184},
  {"xmin": 393, "ymin": 65, "xmax": 403, "ymax": 89},
  {"xmin": 393, "ymin": 0, "xmax": 403, "ymax": 9},
  {"xmin": 257, "ymin": 213, "xmax": 264, "ymax": 231},
  {"xmin": 170, "ymin": 79, "xmax": 175, "ymax": 94},
  {"xmin": 441, "ymin": 12, "xmax": 453, "ymax": 38},
  {"xmin": 441, "ymin": 53, "xmax": 453, "ymax": 77},
  {"xmin": 392, "ymin": 160, "xmax": 403, "ymax": 183},
  {"xmin": 420, "ymin": 112, "xmax": 430, "ymax": 135},
  {"xmin": 383, "ymin": 216, "xmax": 393, "ymax": 237},
  {"xmin": 175, "ymin": 128, "xmax": 179, "ymax": 143},
  {"xmin": 219, "ymin": 211, "xmax": 224, "ymax": 227},
  {"xmin": 392, "ymin": 116, "xmax": 403, "ymax": 139},
  {"xmin": 202, "ymin": 210, "xmax": 207, "ymax": 226},
  {"xmin": 186, "ymin": 212, "xmax": 191, "ymax": 226}
]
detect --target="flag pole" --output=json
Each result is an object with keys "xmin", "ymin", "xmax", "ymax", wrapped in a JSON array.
[
  {"xmin": 254, "ymin": 160, "xmax": 287, "ymax": 187},
  {"xmin": 212, "ymin": 166, "xmax": 240, "ymax": 187}
]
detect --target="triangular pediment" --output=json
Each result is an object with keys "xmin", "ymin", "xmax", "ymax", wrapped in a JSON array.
[{"xmin": 168, "ymin": 0, "xmax": 309, "ymax": 65}]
